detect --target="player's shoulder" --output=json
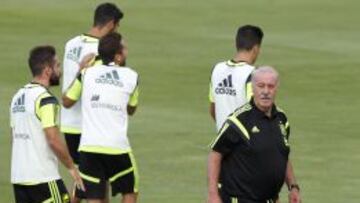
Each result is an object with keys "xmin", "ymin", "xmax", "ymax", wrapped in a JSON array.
[
  {"xmin": 232, "ymin": 102, "xmax": 253, "ymax": 119},
  {"xmin": 120, "ymin": 66, "xmax": 138, "ymax": 77},
  {"xmin": 65, "ymin": 35, "xmax": 82, "ymax": 46},
  {"xmin": 210, "ymin": 60, "xmax": 228, "ymax": 76},
  {"xmin": 213, "ymin": 60, "xmax": 228, "ymax": 69},
  {"xmin": 33, "ymin": 88, "xmax": 58, "ymax": 107},
  {"xmin": 65, "ymin": 34, "xmax": 99, "ymax": 47},
  {"xmin": 39, "ymin": 95, "xmax": 58, "ymax": 107},
  {"xmin": 275, "ymin": 105, "xmax": 289, "ymax": 122},
  {"xmin": 10, "ymin": 86, "xmax": 26, "ymax": 103}
]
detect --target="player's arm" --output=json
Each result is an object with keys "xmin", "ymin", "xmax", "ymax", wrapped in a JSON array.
[
  {"xmin": 127, "ymin": 82, "xmax": 139, "ymax": 116},
  {"xmin": 207, "ymin": 121, "xmax": 244, "ymax": 202},
  {"xmin": 209, "ymin": 83, "xmax": 216, "ymax": 121},
  {"xmin": 207, "ymin": 151, "xmax": 222, "ymax": 203},
  {"xmin": 286, "ymin": 160, "xmax": 301, "ymax": 203},
  {"xmin": 62, "ymin": 72, "xmax": 83, "ymax": 108},
  {"xmin": 285, "ymin": 160, "xmax": 297, "ymax": 187},
  {"xmin": 210, "ymin": 103, "xmax": 215, "ymax": 121},
  {"xmin": 79, "ymin": 53, "xmax": 96, "ymax": 70},
  {"xmin": 37, "ymin": 95, "xmax": 85, "ymax": 190},
  {"xmin": 10, "ymin": 129, "xmax": 12, "ymax": 144},
  {"xmin": 10, "ymin": 110, "xmax": 13, "ymax": 144},
  {"xmin": 245, "ymin": 74, "xmax": 253, "ymax": 101},
  {"xmin": 283, "ymin": 120, "xmax": 301, "ymax": 203}
]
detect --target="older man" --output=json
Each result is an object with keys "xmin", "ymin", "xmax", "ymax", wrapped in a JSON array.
[{"xmin": 207, "ymin": 66, "xmax": 301, "ymax": 203}]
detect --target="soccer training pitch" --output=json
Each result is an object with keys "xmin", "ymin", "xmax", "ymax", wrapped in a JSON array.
[{"xmin": 1, "ymin": 0, "xmax": 359, "ymax": 202}]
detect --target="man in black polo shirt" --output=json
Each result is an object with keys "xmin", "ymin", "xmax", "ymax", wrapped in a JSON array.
[{"xmin": 207, "ymin": 66, "xmax": 301, "ymax": 203}]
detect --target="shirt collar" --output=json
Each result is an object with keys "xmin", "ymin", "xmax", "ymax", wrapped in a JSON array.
[
  {"xmin": 28, "ymin": 81, "xmax": 47, "ymax": 88},
  {"xmin": 81, "ymin": 34, "xmax": 99, "ymax": 43},
  {"xmin": 250, "ymin": 97, "xmax": 279, "ymax": 119},
  {"xmin": 226, "ymin": 59, "xmax": 248, "ymax": 67}
]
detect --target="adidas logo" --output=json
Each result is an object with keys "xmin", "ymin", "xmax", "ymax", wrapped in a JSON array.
[
  {"xmin": 12, "ymin": 93, "xmax": 25, "ymax": 113},
  {"xmin": 95, "ymin": 70, "xmax": 123, "ymax": 87},
  {"xmin": 66, "ymin": 47, "xmax": 82, "ymax": 62},
  {"xmin": 251, "ymin": 126, "xmax": 260, "ymax": 133},
  {"xmin": 91, "ymin": 94, "xmax": 100, "ymax": 101},
  {"xmin": 215, "ymin": 74, "xmax": 236, "ymax": 96}
]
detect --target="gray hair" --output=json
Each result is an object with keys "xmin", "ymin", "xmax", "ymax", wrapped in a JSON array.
[{"xmin": 251, "ymin": 66, "xmax": 279, "ymax": 85}]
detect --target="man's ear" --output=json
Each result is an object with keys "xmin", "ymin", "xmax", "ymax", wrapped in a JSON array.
[
  {"xmin": 114, "ymin": 52, "xmax": 123, "ymax": 64},
  {"xmin": 252, "ymin": 45, "xmax": 260, "ymax": 54},
  {"xmin": 43, "ymin": 66, "xmax": 52, "ymax": 77},
  {"xmin": 105, "ymin": 20, "xmax": 115, "ymax": 31}
]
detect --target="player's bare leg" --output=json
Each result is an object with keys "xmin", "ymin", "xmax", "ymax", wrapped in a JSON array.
[
  {"xmin": 87, "ymin": 199, "xmax": 103, "ymax": 203},
  {"xmin": 102, "ymin": 183, "xmax": 110, "ymax": 203},
  {"xmin": 71, "ymin": 194, "xmax": 82, "ymax": 203},
  {"xmin": 121, "ymin": 193, "xmax": 137, "ymax": 203}
]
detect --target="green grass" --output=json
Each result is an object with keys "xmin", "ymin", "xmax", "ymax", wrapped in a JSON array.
[{"xmin": 1, "ymin": 0, "xmax": 360, "ymax": 202}]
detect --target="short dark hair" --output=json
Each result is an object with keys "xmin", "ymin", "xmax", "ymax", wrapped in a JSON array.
[
  {"xmin": 98, "ymin": 32, "xmax": 123, "ymax": 65},
  {"xmin": 28, "ymin": 46, "xmax": 56, "ymax": 76},
  {"xmin": 236, "ymin": 25, "xmax": 264, "ymax": 51},
  {"xmin": 93, "ymin": 3, "xmax": 123, "ymax": 27}
]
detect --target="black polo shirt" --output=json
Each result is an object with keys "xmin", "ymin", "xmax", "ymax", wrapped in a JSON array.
[{"xmin": 211, "ymin": 99, "xmax": 291, "ymax": 201}]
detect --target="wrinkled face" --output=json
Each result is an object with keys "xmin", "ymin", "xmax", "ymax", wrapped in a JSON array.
[
  {"xmin": 49, "ymin": 56, "xmax": 61, "ymax": 86},
  {"xmin": 252, "ymin": 72, "xmax": 278, "ymax": 112}
]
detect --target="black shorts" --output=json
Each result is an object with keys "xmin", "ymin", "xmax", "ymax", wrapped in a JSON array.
[
  {"xmin": 219, "ymin": 188, "xmax": 277, "ymax": 203},
  {"xmin": 64, "ymin": 133, "xmax": 81, "ymax": 164},
  {"xmin": 13, "ymin": 179, "xmax": 69, "ymax": 203},
  {"xmin": 78, "ymin": 151, "xmax": 139, "ymax": 199}
]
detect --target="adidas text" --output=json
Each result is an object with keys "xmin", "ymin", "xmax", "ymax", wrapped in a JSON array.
[
  {"xmin": 95, "ymin": 78, "xmax": 123, "ymax": 87},
  {"xmin": 215, "ymin": 87, "xmax": 236, "ymax": 96}
]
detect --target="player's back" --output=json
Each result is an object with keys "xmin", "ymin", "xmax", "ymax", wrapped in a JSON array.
[
  {"xmin": 79, "ymin": 64, "xmax": 139, "ymax": 152},
  {"xmin": 10, "ymin": 83, "xmax": 60, "ymax": 183},
  {"xmin": 210, "ymin": 60, "xmax": 255, "ymax": 131},
  {"xmin": 61, "ymin": 34, "xmax": 99, "ymax": 134}
]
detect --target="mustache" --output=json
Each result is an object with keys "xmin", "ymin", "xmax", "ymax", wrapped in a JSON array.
[{"xmin": 260, "ymin": 95, "xmax": 271, "ymax": 100}]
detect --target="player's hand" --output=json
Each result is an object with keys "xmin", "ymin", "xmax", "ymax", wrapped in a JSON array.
[
  {"xmin": 79, "ymin": 53, "xmax": 96, "ymax": 70},
  {"xmin": 288, "ymin": 189, "xmax": 301, "ymax": 203},
  {"xmin": 69, "ymin": 167, "xmax": 85, "ymax": 191},
  {"xmin": 207, "ymin": 192, "xmax": 222, "ymax": 203}
]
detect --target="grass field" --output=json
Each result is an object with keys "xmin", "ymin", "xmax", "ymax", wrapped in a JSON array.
[{"xmin": 1, "ymin": 0, "xmax": 360, "ymax": 202}]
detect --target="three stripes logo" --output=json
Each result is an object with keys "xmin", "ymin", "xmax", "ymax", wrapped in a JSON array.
[
  {"xmin": 66, "ymin": 46, "xmax": 82, "ymax": 62},
  {"xmin": 215, "ymin": 74, "xmax": 236, "ymax": 96},
  {"xmin": 91, "ymin": 94, "xmax": 100, "ymax": 101},
  {"xmin": 12, "ymin": 93, "xmax": 25, "ymax": 113},
  {"xmin": 95, "ymin": 70, "xmax": 123, "ymax": 87}
]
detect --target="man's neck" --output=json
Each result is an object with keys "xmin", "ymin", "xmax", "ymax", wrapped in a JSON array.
[
  {"xmin": 233, "ymin": 52, "xmax": 254, "ymax": 65},
  {"xmin": 88, "ymin": 27, "xmax": 106, "ymax": 38},
  {"xmin": 32, "ymin": 77, "xmax": 49, "ymax": 88},
  {"xmin": 264, "ymin": 109, "xmax": 272, "ymax": 117},
  {"xmin": 254, "ymin": 100, "xmax": 272, "ymax": 117}
]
